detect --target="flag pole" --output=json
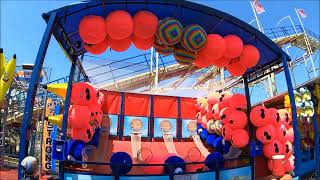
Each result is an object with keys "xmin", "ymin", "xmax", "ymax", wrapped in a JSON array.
[
  {"xmin": 250, "ymin": 1, "xmax": 264, "ymax": 33},
  {"xmin": 294, "ymin": 8, "xmax": 317, "ymax": 77}
]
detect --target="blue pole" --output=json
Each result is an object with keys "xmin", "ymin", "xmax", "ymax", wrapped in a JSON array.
[
  {"xmin": 177, "ymin": 97, "xmax": 181, "ymax": 141},
  {"xmin": 281, "ymin": 53, "xmax": 302, "ymax": 175},
  {"xmin": 243, "ymin": 76, "xmax": 254, "ymax": 180},
  {"xmin": 59, "ymin": 58, "xmax": 77, "ymax": 180},
  {"xmin": 18, "ymin": 12, "xmax": 57, "ymax": 179},
  {"xmin": 119, "ymin": 92, "xmax": 125, "ymax": 139},
  {"xmin": 310, "ymin": 87, "xmax": 320, "ymax": 178},
  {"xmin": 150, "ymin": 95, "xmax": 154, "ymax": 141}
]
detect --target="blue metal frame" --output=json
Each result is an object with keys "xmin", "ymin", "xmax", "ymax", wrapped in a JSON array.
[
  {"xmin": 59, "ymin": 59, "xmax": 77, "ymax": 180},
  {"xmin": 177, "ymin": 97, "xmax": 182, "ymax": 141},
  {"xmin": 150, "ymin": 95, "xmax": 154, "ymax": 141},
  {"xmin": 18, "ymin": 12, "xmax": 57, "ymax": 179},
  {"xmin": 281, "ymin": 53, "xmax": 302, "ymax": 175},
  {"xmin": 310, "ymin": 87, "xmax": 320, "ymax": 178},
  {"xmin": 118, "ymin": 92, "xmax": 125, "ymax": 139},
  {"xmin": 243, "ymin": 76, "xmax": 255, "ymax": 180}
]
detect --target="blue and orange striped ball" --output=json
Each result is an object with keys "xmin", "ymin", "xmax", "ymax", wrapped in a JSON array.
[
  {"xmin": 157, "ymin": 18, "xmax": 183, "ymax": 46},
  {"xmin": 174, "ymin": 46, "xmax": 196, "ymax": 65},
  {"xmin": 182, "ymin": 24, "xmax": 207, "ymax": 52},
  {"xmin": 154, "ymin": 39, "xmax": 174, "ymax": 56}
]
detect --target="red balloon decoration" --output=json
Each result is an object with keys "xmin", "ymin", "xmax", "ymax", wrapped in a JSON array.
[
  {"xmin": 227, "ymin": 110, "xmax": 248, "ymax": 129},
  {"xmin": 229, "ymin": 94, "xmax": 247, "ymax": 110},
  {"xmin": 239, "ymin": 45, "xmax": 260, "ymax": 68},
  {"xmin": 79, "ymin": 15, "xmax": 107, "ymax": 44},
  {"xmin": 106, "ymin": 10, "xmax": 133, "ymax": 40},
  {"xmin": 224, "ymin": 35, "xmax": 244, "ymax": 58},
  {"xmin": 227, "ymin": 57, "xmax": 247, "ymax": 76},
  {"xmin": 230, "ymin": 129, "xmax": 249, "ymax": 148},
  {"xmin": 263, "ymin": 139, "xmax": 284, "ymax": 159},
  {"xmin": 194, "ymin": 54, "xmax": 209, "ymax": 68},
  {"xmin": 68, "ymin": 105, "xmax": 91, "ymax": 129},
  {"xmin": 84, "ymin": 37, "xmax": 109, "ymax": 55},
  {"xmin": 213, "ymin": 56, "xmax": 231, "ymax": 68},
  {"xmin": 133, "ymin": 11, "xmax": 158, "ymax": 39},
  {"xmin": 109, "ymin": 36, "xmax": 132, "ymax": 52},
  {"xmin": 256, "ymin": 125, "xmax": 276, "ymax": 144},
  {"xmin": 196, "ymin": 34, "xmax": 226, "ymax": 66},
  {"xmin": 133, "ymin": 36, "xmax": 154, "ymax": 50},
  {"xmin": 249, "ymin": 106, "xmax": 270, "ymax": 127}
]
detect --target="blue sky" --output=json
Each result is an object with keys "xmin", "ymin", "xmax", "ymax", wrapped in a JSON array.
[{"xmin": 1, "ymin": 0, "xmax": 319, "ymax": 103}]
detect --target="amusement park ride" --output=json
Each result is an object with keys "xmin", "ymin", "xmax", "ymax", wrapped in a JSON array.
[{"xmin": 0, "ymin": 0, "xmax": 319, "ymax": 180}]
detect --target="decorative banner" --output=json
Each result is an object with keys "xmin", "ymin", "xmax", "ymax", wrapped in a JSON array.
[{"xmin": 41, "ymin": 98, "xmax": 57, "ymax": 172}]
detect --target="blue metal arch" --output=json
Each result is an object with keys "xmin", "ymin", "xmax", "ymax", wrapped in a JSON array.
[{"xmin": 43, "ymin": 0, "xmax": 290, "ymax": 75}]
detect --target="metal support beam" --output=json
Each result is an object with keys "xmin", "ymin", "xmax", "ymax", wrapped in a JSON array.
[
  {"xmin": 310, "ymin": 88, "xmax": 320, "ymax": 178},
  {"xmin": 59, "ymin": 58, "xmax": 77, "ymax": 180},
  {"xmin": 18, "ymin": 12, "xmax": 57, "ymax": 179},
  {"xmin": 244, "ymin": 76, "xmax": 255, "ymax": 180},
  {"xmin": 281, "ymin": 53, "xmax": 302, "ymax": 175}
]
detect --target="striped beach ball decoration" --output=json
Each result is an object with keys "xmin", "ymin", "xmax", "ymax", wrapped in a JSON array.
[
  {"xmin": 157, "ymin": 18, "xmax": 183, "ymax": 46},
  {"xmin": 182, "ymin": 24, "xmax": 207, "ymax": 52},
  {"xmin": 174, "ymin": 46, "xmax": 196, "ymax": 65},
  {"xmin": 153, "ymin": 39, "xmax": 174, "ymax": 56}
]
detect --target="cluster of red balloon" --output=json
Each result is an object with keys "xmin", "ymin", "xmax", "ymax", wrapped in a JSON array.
[
  {"xmin": 250, "ymin": 106, "xmax": 294, "ymax": 177},
  {"xmin": 79, "ymin": 10, "xmax": 158, "ymax": 54},
  {"xmin": 68, "ymin": 82, "xmax": 104, "ymax": 143},
  {"xmin": 194, "ymin": 34, "xmax": 260, "ymax": 77},
  {"xmin": 195, "ymin": 92, "xmax": 249, "ymax": 149}
]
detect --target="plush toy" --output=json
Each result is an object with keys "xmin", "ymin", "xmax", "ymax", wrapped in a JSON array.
[
  {"xmin": 70, "ymin": 124, "xmax": 95, "ymax": 143},
  {"xmin": 300, "ymin": 87, "xmax": 311, "ymax": 101},
  {"xmin": 207, "ymin": 92, "xmax": 220, "ymax": 107},
  {"xmin": 301, "ymin": 101, "xmax": 315, "ymax": 119},
  {"xmin": 278, "ymin": 109, "xmax": 292, "ymax": 128},
  {"xmin": 270, "ymin": 155, "xmax": 286, "ymax": 177},
  {"xmin": 71, "ymin": 82, "xmax": 98, "ymax": 106},
  {"xmin": 211, "ymin": 104, "xmax": 220, "ymax": 120},
  {"xmin": 263, "ymin": 139, "xmax": 284, "ymax": 159},
  {"xmin": 283, "ymin": 154, "xmax": 295, "ymax": 173},
  {"xmin": 219, "ymin": 107, "xmax": 234, "ymax": 124},
  {"xmin": 294, "ymin": 90, "xmax": 302, "ymax": 104},
  {"xmin": 267, "ymin": 108, "xmax": 281, "ymax": 127},
  {"xmin": 68, "ymin": 105, "xmax": 91, "ymax": 129},
  {"xmin": 195, "ymin": 97, "xmax": 207, "ymax": 113},
  {"xmin": 205, "ymin": 152, "xmax": 224, "ymax": 170},
  {"xmin": 284, "ymin": 141, "xmax": 293, "ymax": 159},
  {"xmin": 207, "ymin": 120, "xmax": 215, "ymax": 134},
  {"xmin": 230, "ymin": 129, "xmax": 249, "ymax": 148},
  {"xmin": 250, "ymin": 105, "xmax": 270, "ymax": 127},
  {"xmin": 196, "ymin": 112, "xmax": 202, "ymax": 124},
  {"xmin": 227, "ymin": 110, "xmax": 248, "ymax": 129},
  {"xmin": 228, "ymin": 94, "xmax": 247, "ymax": 110},
  {"xmin": 276, "ymin": 124, "xmax": 289, "ymax": 144},
  {"xmin": 256, "ymin": 125, "xmax": 276, "ymax": 144},
  {"xmin": 217, "ymin": 91, "xmax": 233, "ymax": 111},
  {"xmin": 201, "ymin": 115, "xmax": 208, "ymax": 129},
  {"xmin": 221, "ymin": 123, "xmax": 233, "ymax": 141},
  {"xmin": 313, "ymin": 84, "xmax": 320, "ymax": 114}
]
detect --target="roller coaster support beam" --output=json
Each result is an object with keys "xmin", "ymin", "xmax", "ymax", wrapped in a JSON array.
[
  {"xmin": 282, "ymin": 53, "xmax": 302, "ymax": 175},
  {"xmin": 18, "ymin": 12, "xmax": 57, "ymax": 179}
]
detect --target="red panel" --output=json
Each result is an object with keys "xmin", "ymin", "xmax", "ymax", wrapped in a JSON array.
[
  {"xmin": 181, "ymin": 97, "xmax": 197, "ymax": 119},
  {"xmin": 153, "ymin": 96, "xmax": 178, "ymax": 118},
  {"xmin": 101, "ymin": 91, "xmax": 121, "ymax": 114},
  {"xmin": 124, "ymin": 93, "xmax": 150, "ymax": 116}
]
